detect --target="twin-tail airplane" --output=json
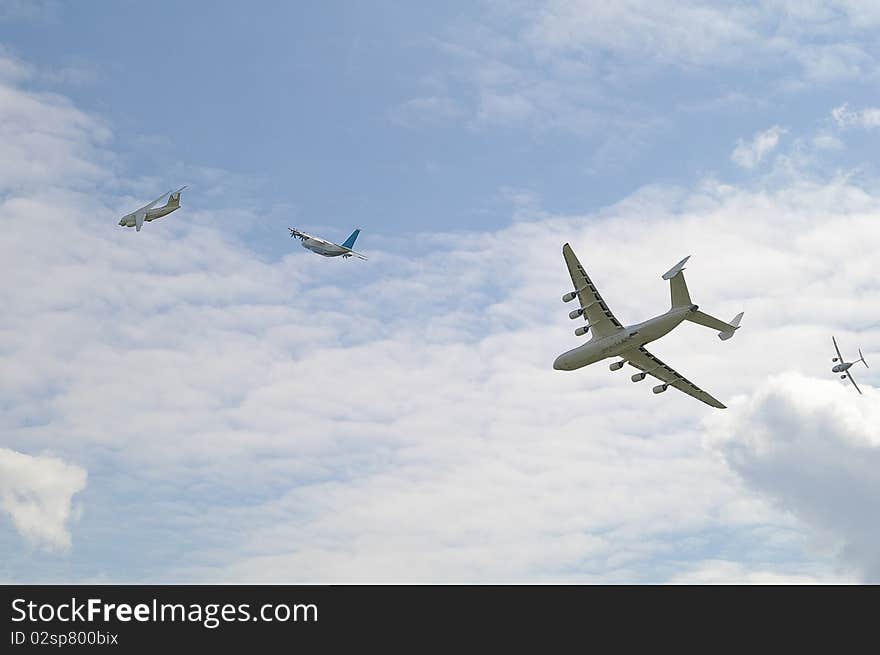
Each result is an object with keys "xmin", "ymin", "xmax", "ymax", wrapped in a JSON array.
[
  {"xmin": 831, "ymin": 336, "xmax": 869, "ymax": 394},
  {"xmin": 288, "ymin": 227, "xmax": 367, "ymax": 260},
  {"xmin": 118, "ymin": 187, "xmax": 187, "ymax": 232},
  {"xmin": 553, "ymin": 244, "xmax": 743, "ymax": 409}
]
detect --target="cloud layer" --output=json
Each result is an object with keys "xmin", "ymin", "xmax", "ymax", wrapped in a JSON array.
[{"xmin": 2, "ymin": 39, "xmax": 879, "ymax": 583}]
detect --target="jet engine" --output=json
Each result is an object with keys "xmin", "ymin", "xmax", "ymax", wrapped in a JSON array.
[
  {"xmin": 562, "ymin": 291, "xmax": 577, "ymax": 303},
  {"xmin": 609, "ymin": 360, "xmax": 625, "ymax": 371},
  {"xmin": 652, "ymin": 384, "xmax": 668, "ymax": 394},
  {"xmin": 574, "ymin": 326, "xmax": 590, "ymax": 337},
  {"xmin": 833, "ymin": 357, "xmax": 838, "ymax": 362},
  {"xmin": 569, "ymin": 308, "xmax": 584, "ymax": 320},
  {"xmin": 631, "ymin": 372, "xmax": 647, "ymax": 382}
]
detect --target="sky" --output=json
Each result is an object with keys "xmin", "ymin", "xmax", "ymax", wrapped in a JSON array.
[{"xmin": 1, "ymin": 0, "xmax": 879, "ymax": 583}]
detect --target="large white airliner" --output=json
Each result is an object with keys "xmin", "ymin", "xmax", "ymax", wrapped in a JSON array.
[
  {"xmin": 553, "ymin": 244, "xmax": 743, "ymax": 409},
  {"xmin": 288, "ymin": 227, "xmax": 367, "ymax": 260}
]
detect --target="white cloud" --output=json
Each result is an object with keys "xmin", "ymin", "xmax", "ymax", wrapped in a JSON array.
[
  {"xmin": 10, "ymin": 170, "xmax": 878, "ymax": 581},
  {"xmin": 709, "ymin": 374, "xmax": 880, "ymax": 581},
  {"xmin": 0, "ymin": 448, "xmax": 87, "ymax": 550},
  {"xmin": 731, "ymin": 126, "xmax": 786, "ymax": 169},
  {"xmin": 831, "ymin": 102, "xmax": 880, "ymax": 129}
]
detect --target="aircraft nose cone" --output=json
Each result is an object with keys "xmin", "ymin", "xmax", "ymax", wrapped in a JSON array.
[{"xmin": 553, "ymin": 355, "xmax": 568, "ymax": 370}]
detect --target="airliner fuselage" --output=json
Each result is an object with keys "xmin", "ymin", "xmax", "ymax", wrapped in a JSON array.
[
  {"xmin": 300, "ymin": 237, "xmax": 350, "ymax": 258},
  {"xmin": 554, "ymin": 305, "xmax": 698, "ymax": 370}
]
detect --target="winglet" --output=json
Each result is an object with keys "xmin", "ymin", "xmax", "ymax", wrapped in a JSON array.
[{"xmin": 662, "ymin": 255, "xmax": 690, "ymax": 280}]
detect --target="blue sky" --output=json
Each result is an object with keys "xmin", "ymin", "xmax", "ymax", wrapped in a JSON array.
[
  {"xmin": 8, "ymin": 0, "xmax": 880, "ymax": 243},
  {"xmin": 1, "ymin": 1, "xmax": 880, "ymax": 583}
]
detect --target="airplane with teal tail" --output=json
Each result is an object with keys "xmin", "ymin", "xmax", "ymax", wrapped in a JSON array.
[{"xmin": 288, "ymin": 227, "xmax": 367, "ymax": 260}]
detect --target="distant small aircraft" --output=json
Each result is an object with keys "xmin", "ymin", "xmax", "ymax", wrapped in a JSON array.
[
  {"xmin": 118, "ymin": 187, "xmax": 187, "ymax": 232},
  {"xmin": 288, "ymin": 227, "xmax": 367, "ymax": 260},
  {"xmin": 553, "ymin": 244, "xmax": 743, "ymax": 409},
  {"xmin": 831, "ymin": 336, "xmax": 869, "ymax": 394}
]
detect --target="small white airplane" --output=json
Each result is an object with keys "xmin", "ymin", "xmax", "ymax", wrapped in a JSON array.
[
  {"xmin": 831, "ymin": 336, "xmax": 869, "ymax": 394},
  {"xmin": 118, "ymin": 187, "xmax": 187, "ymax": 232},
  {"xmin": 288, "ymin": 227, "xmax": 367, "ymax": 260},
  {"xmin": 553, "ymin": 244, "xmax": 743, "ymax": 409}
]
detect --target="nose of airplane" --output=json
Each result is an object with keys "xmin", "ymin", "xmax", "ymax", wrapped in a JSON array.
[{"xmin": 553, "ymin": 354, "xmax": 568, "ymax": 370}]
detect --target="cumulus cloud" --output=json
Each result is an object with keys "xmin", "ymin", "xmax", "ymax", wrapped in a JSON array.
[
  {"xmin": 0, "ymin": 449, "xmax": 87, "ymax": 550},
  {"xmin": 709, "ymin": 374, "xmax": 880, "ymax": 581},
  {"xmin": 831, "ymin": 102, "xmax": 880, "ymax": 129},
  {"xmin": 731, "ymin": 126, "xmax": 786, "ymax": 169}
]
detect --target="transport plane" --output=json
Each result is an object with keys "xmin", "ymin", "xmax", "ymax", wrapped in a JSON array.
[
  {"xmin": 553, "ymin": 244, "xmax": 743, "ymax": 409},
  {"xmin": 118, "ymin": 187, "xmax": 187, "ymax": 232},
  {"xmin": 288, "ymin": 227, "xmax": 367, "ymax": 260},
  {"xmin": 831, "ymin": 336, "xmax": 869, "ymax": 394}
]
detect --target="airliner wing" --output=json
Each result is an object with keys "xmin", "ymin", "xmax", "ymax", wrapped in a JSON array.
[
  {"xmin": 845, "ymin": 370, "xmax": 863, "ymax": 395},
  {"xmin": 562, "ymin": 243, "xmax": 624, "ymax": 338},
  {"xmin": 136, "ymin": 190, "xmax": 171, "ymax": 214},
  {"xmin": 340, "ymin": 247, "xmax": 368, "ymax": 260},
  {"xmin": 832, "ymin": 336, "xmax": 844, "ymax": 362},
  {"xmin": 119, "ymin": 190, "xmax": 170, "ymax": 230},
  {"xmin": 624, "ymin": 347, "xmax": 726, "ymax": 409}
]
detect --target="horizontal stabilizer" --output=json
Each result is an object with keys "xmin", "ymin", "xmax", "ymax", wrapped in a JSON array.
[
  {"xmin": 662, "ymin": 255, "xmax": 690, "ymax": 280},
  {"xmin": 719, "ymin": 312, "xmax": 744, "ymax": 341},
  {"xmin": 685, "ymin": 310, "xmax": 743, "ymax": 340}
]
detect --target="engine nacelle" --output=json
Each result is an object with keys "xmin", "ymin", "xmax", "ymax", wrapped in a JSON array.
[
  {"xmin": 609, "ymin": 360, "xmax": 625, "ymax": 371},
  {"xmin": 841, "ymin": 374, "xmax": 847, "ymax": 379},
  {"xmin": 574, "ymin": 325, "xmax": 590, "ymax": 337},
  {"xmin": 562, "ymin": 291, "xmax": 577, "ymax": 303},
  {"xmin": 631, "ymin": 372, "xmax": 646, "ymax": 382},
  {"xmin": 569, "ymin": 308, "xmax": 584, "ymax": 320},
  {"xmin": 832, "ymin": 357, "xmax": 838, "ymax": 362},
  {"xmin": 652, "ymin": 384, "xmax": 668, "ymax": 394}
]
